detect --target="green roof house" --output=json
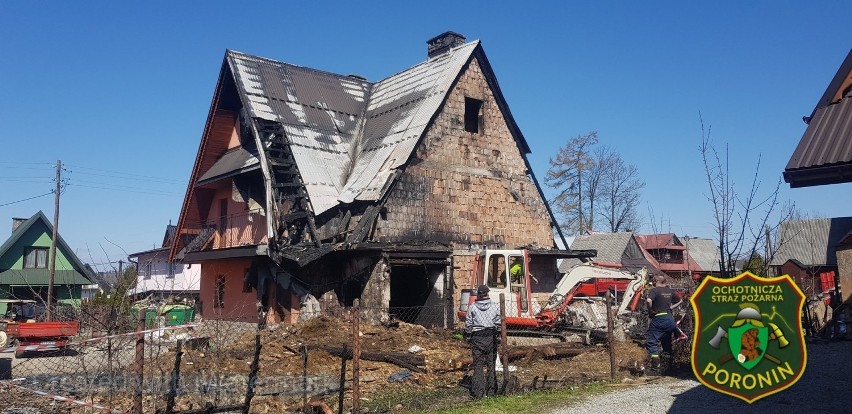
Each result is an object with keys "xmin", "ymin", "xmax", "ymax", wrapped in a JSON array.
[{"xmin": 0, "ymin": 211, "xmax": 94, "ymax": 314}]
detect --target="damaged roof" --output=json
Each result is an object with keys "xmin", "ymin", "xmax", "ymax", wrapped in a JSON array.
[
  {"xmin": 784, "ymin": 49, "xmax": 852, "ymax": 188},
  {"xmin": 225, "ymin": 41, "xmax": 480, "ymax": 215}
]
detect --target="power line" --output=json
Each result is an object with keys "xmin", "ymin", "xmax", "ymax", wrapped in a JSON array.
[
  {"xmin": 0, "ymin": 191, "xmax": 54, "ymax": 207},
  {"xmin": 0, "ymin": 161, "xmax": 54, "ymax": 166},
  {"xmin": 68, "ymin": 183, "xmax": 181, "ymax": 196},
  {"xmin": 70, "ymin": 170, "xmax": 184, "ymax": 185},
  {"xmin": 65, "ymin": 164, "xmax": 185, "ymax": 184},
  {"xmin": 0, "ymin": 178, "xmax": 54, "ymax": 184}
]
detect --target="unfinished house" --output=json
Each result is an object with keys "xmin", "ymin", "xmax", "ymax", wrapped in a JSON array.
[{"xmin": 170, "ymin": 32, "xmax": 587, "ymax": 326}]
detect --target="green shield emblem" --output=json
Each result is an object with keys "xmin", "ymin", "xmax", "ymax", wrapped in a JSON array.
[
  {"xmin": 690, "ymin": 272, "xmax": 808, "ymax": 403},
  {"xmin": 727, "ymin": 323, "xmax": 769, "ymax": 370}
]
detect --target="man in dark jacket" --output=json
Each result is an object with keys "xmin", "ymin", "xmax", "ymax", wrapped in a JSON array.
[
  {"xmin": 646, "ymin": 275, "xmax": 683, "ymax": 372},
  {"xmin": 464, "ymin": 285, "xmax": 501, "ymax": 398}
]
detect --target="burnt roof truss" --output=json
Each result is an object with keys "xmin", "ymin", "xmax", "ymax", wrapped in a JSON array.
[{"xmin": 253, "ymin": 118, "xmax": 322, "ymax": 252}]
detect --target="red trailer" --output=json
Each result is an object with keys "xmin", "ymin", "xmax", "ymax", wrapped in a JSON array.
[{"xmin": 1, "ymin": 300, "xmax": 79, "ymax": 357}]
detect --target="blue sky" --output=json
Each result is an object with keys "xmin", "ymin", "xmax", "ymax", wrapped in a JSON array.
[{"xmin": 1, "ymin": 2, "xmax": 851, "ymax": 271}]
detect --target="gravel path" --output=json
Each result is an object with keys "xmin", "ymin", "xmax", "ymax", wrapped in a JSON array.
[{"xmin": 553, "ymin": 339, "xmax": 852, "ymax": 414}]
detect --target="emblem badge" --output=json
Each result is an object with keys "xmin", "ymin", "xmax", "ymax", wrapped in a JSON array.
[{"xmin": 690, "ymin": 272, "xmax": 807, "ymax": 403}]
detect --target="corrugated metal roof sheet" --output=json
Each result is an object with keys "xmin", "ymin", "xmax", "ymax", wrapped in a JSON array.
[
  {"xmin": 785, "ymin": 97, "xmax": 852, "ymax": 171},
  {"xmin": 682, "ymin": 238, "xmax": 721, "ymax": 272},
  {"xmin": 0, "ymin": 270, "xmax": 92, "ymax": 286},
  {"xmin": 784, "ymin": 49, "xmax": 852, "ymax": 188},
  {"xmin": 224, "ymin": 41, "xmax": 478, "ymax": 214},
  {"xmin": 559, "ymin": 232, "xmax": 635, "ymax": 272},
  {"xmin": 769, "ymin": 217, "xmax": 852, "ymax": 266},
  {"xmin": 634, "ymin": 234, "xmax": 677, "ymax": 250}
]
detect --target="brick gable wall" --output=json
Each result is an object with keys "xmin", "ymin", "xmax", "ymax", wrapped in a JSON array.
[{"xmin": 374, "ymin": 58, "xmax": 553, "ymax": 248}]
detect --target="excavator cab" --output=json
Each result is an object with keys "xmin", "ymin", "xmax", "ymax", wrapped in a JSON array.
[{"xmin": 466, "ymin": 249, "xmax": 534, "ymax": 319}]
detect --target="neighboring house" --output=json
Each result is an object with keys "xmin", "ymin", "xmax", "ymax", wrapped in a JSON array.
[
  {"xmin": 81, "ymin": 264, "xmax": 113, "ymax": 301},
  {"xmin": 170, "ymin": 32, "xmax": 590, "ymax": 325},
  {"xmin": 129, "ymin": 225, "xmax": 200, "ymax": 301},
  {"xmin": 560, "ymin": 232, "xmax": 659, "ymax": 274},
  {"xmin": 783, "ymin": 48, "xmax": 852, "ymax": 305},
  {"xmin": 634, "ymin": 233, "xmax": 701, "ymax": 281},
  {"xmin": 562, "ymin": 232, "xmax": 702, "ymax": 287},
  {"xmin": 768, "ymin": 217, "xmax": 852, "ymax": 300},
  {"xmin": 680, "ymin": 237, "xmax": 722, "ymax": 278},
  {"xmin": 0, "ymin": 212, "xmax": 94, "ymax": 314}
]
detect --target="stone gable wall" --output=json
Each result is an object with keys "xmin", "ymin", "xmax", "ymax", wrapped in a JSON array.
[{"xmin": 375, "ymin": 58, "xmax": 554, "ymax": 249}]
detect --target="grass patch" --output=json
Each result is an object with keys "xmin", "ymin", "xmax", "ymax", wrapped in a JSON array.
[{"xmin": 363, "ymin": 381, "xmax": 609, "ymax": 413}]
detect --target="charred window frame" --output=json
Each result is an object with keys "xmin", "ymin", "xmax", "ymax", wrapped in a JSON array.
[
  {"xmin": 464, "ymin": 97, "xmax": 483, "ymax": 133},
  {"xmin": 242, "ymin": 268, "xmax": 252, "ymax": 293},
  {"xmin": 215, "ymin": 275, "xmax": 225, "ymax": 308}
]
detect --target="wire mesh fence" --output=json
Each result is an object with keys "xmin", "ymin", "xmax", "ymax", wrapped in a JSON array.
[{"xmin": 0, "ymin": 292, "xmax": 694, "ymax": 414}]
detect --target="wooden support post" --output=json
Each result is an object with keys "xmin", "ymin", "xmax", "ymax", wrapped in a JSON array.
[
  {"xmin": 606, "ymin": 290, "xmax": 615, "ymax": 381},
  {"xmin": 132, "ymin": 306, "xmax": 145, "ymax": 414},
  {"xmin": 243, "ymin": 306, "xmax": 263, "ymax": 414},
  {"xmin": 338, "ymin": 345, "xmax": 347, "ymax": 414},
  {"xmin": 499, "ymin": 293, "xmax": 508, "ymax": 395},
  {"xmin": 301, "ymin": 344, "xmax": 309, "ymax": 413},
  {"xmin": 47, "ymin": 159, "xmax": 61, "ymax": 321},
  {"xmin": 164, "ymin": 340, "xmax": 183, "ymax": 414},
  {"xmin": 352, "ymin": 299, "xmax": 361, "ymax": 413}
]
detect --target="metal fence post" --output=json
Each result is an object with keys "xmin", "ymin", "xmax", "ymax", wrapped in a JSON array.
[
  {"xmin": 499, "ymin": 293, "xmax": 508, "ymax": 395},
  {"xmin": 132, "ymin": 306, "xmax": 145, "ymax": 414},
  {"xmin": 338, "ymin": 344, "xmax": 348, "ymax": 414},
  {"xmin": 244, "ymin": 302, "xmax": 264, "ymax": 414},
  {"xmin": 352, "ymin": 299, "xmax": 361, "ymax": 413},
  {"xmin": 606, "ymin": 290, "xmax": 615, "ymax": 380}
]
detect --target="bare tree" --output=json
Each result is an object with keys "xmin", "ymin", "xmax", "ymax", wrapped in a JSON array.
[
  {"xmin": 547, "ymin": 132, "xmax": 646, "ymax": 235},
  {"xmin": 699, "ymin": 116, "xmax": 796, "ymax": 277},
  {"xmin": 599, "ymin": 153, "xmax": 644, "ymax": 232},
  {"xmin": 546, "ymin": 131, "xmax": 598, "ymax": 234}
]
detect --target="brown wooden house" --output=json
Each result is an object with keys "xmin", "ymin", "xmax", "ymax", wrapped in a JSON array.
[
  {"xmin": 170, "ymin": 32, "xmax": 588, "ymax": 325},
  {"xmin": 783, "ymin": 48, "xmax": 852, "ymax": 305}
]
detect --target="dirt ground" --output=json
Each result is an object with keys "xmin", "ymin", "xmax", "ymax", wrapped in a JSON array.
[
  {"xmin": 1, "ymin": 316, "xmax": 653, "ymax": 413},
  {"xmin": 152, "ymin": 316, "xmax": 651, "ymax": 412}
]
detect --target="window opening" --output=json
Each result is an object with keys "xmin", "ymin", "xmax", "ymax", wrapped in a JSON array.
[
  {"xmin": 488, "ymin": 254, "xmax": 507, "ymax": 289},
  {"xmin": 509, "ymin": 255, "xmax": 528, "ymax": 312},
  {"xmin": 215, "ymin": 275, "xmax": 225, "ymax": 308},
  {"xmin": 464, "ymin": 97, "xmax": 483, "ymax": 133},
  {"xmin": 242, "ymin": 268, "xmax": 252, "ymax": 293}
]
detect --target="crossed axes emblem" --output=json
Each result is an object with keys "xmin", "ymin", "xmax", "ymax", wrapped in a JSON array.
[{"xmin": 707, "ymin": 304, "xmax": 789, "ymax": 366}]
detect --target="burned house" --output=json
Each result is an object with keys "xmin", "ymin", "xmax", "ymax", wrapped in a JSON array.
[{"xmin": 170, "ymin": 32, "xmax": 585, "ymax": 326}]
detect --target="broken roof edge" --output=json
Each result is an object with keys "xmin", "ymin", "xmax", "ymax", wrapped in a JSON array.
[
  {"xmin": 808, "ymin": 48, "xmax": 852, "ymax": 121},
  {"xmin": 226, "ymin": 49, "xmax": 375, "ymax": 86},
  {"xmin": 337, "ymin": 44, "xmax": 481, "ymax": 205},
  {"xmin": 373, "ymin": 40, "xmax": 481, "ymax": 88}
]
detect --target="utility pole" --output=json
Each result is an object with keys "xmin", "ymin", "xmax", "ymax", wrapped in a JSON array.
[{"xmin": 47, "ymin": 159, "xmax": 61, "ymax": 321}]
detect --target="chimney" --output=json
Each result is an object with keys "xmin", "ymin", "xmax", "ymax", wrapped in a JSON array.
[
  {"xmin": 427, "ymin": 31, "xmax": 466, "ymax": 59},
  {"xmin": 12, "ymin": 218, "xmax": 27, "ymax": 233}
]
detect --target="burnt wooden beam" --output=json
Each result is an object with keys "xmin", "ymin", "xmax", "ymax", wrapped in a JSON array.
[{"xmin": 314, "ymin": 345, "xmax": 425, "ymax": 373}]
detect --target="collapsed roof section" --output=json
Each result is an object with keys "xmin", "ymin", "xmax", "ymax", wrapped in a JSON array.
[{"xmin": 226, "ymin": 40, "xmax": 479, "ymax": 215}]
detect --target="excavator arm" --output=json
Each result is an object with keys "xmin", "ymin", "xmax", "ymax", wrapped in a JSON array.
[{"xmin": 537, "ymin": 263, "xmax": 647, "ymax": 327}]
